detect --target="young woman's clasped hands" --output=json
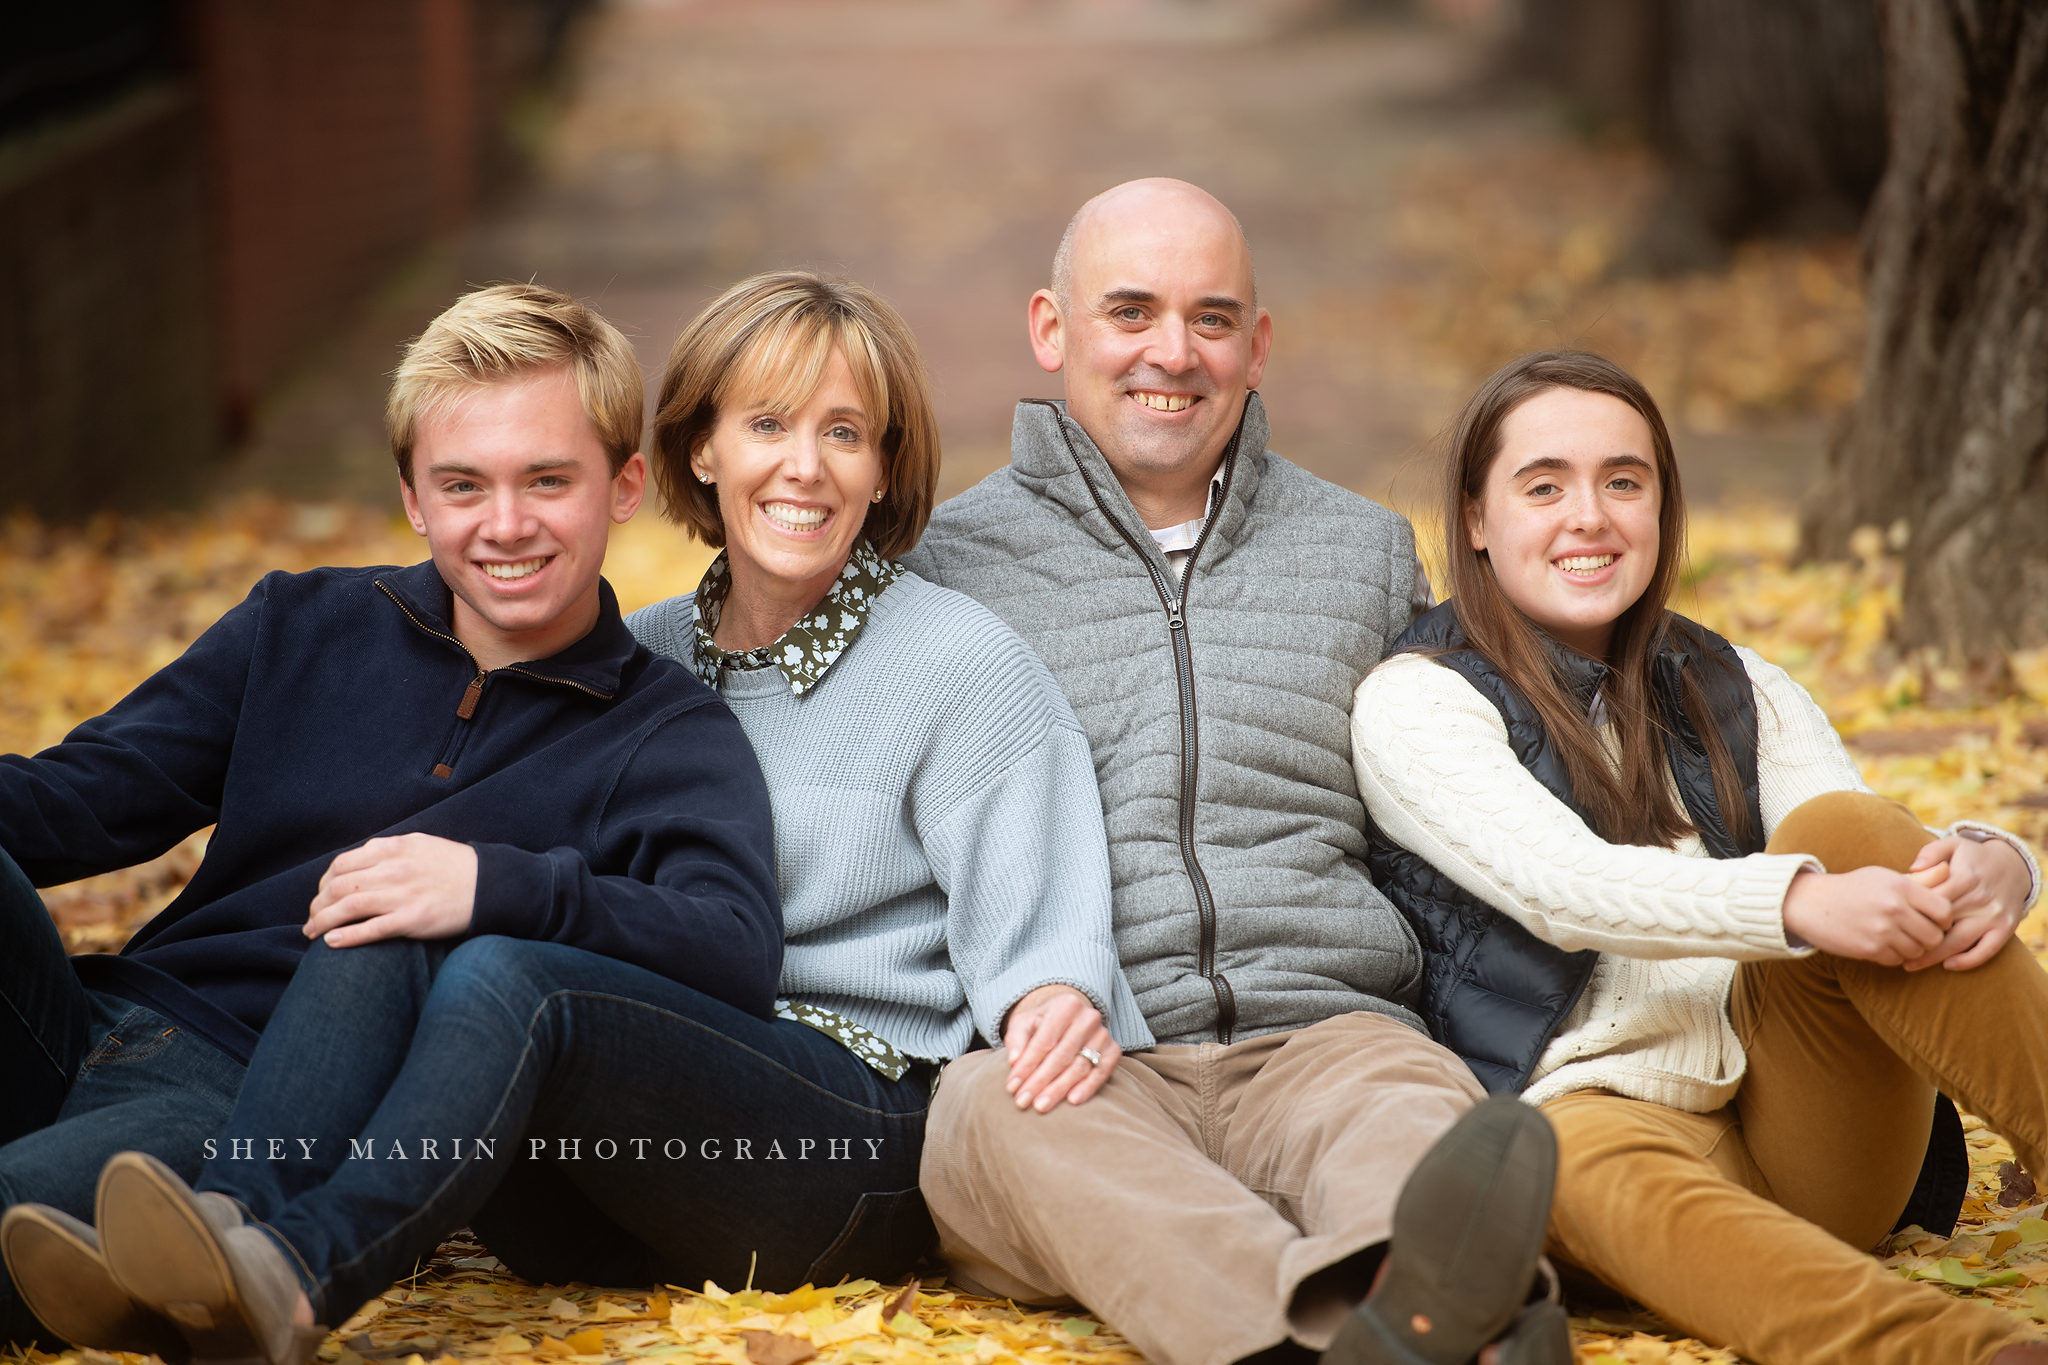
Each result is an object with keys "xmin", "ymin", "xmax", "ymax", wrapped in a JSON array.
[{"xmin": 1782, "ymin": 833, "xmax": 2030, "ymax": 971}]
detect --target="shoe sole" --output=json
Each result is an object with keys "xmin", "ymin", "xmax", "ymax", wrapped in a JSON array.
[
  {"xmin": 1, "ymin": 1203, "xmax": 189, "ymax": 1358},
  {"xmin": 1329, "ymin": 1095, "xmax": 1558, "ymax": 1365},
  {"xmin": 97, "ymin": 1151, "xmax": 269, "ymax": 1361}
]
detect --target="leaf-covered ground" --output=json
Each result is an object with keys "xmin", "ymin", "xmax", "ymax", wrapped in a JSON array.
[{"xmin": 6, "ymin": 498, "xmax": 2048, "ymax": 1365}]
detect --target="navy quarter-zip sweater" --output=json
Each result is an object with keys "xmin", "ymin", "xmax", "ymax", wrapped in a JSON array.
[{"xmin": 0, "ymin": 560, "xmax": 783, "ymax": 1065}]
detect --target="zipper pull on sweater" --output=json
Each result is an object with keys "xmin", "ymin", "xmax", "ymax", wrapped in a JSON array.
[{"xmin": 457, "ymin": 675, "xmax": 484, "ymax": 719}]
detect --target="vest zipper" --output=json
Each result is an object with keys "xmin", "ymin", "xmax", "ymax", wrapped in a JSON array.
[{"xmin": 1036, "ymin": 399, "xmax": 1248, "ymax": 1044}]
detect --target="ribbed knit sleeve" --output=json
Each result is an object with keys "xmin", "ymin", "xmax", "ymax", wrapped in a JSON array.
[
  {"xmin": 1353, "ymin": 652, "xmax": 1809, "ymax": 960},
  {"xmin": 907, "ymin": 637, "xmax": 1149, "ymax": 1051}
]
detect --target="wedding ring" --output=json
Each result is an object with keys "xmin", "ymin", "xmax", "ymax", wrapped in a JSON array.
[{"xmin": 1079, "ymin": 1046, "xmax": 1103, "ymax": 1067}]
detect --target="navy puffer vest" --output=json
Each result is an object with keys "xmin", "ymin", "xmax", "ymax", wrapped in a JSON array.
[
  {"xmin": 1366, "ymin": 602, "xmax": 1764, "ymax": 1093},
  {"xmin": 1365, "ymin": 600, "xmax": 1966, "ymax": 1234}
]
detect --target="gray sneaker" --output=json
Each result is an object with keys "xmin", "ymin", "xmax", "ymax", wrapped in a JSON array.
[{"xmin": 95, "ymin": 1151, "xmax": 327, "ymax": 1365}]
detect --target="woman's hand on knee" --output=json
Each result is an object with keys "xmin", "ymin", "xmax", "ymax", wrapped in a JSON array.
[
  {"xmin": 1000, "ymin": 984, "xmax": 1119, "ymax": 1113},
  {"xmin": 1781, "ymin": 865, "xmax": 1951, "ymax": 966},
  {"xmin": 1898, "ymin": 834, "xmax": 2032, "ymax": 972},
  {"xmin": 306, "ymin": 833, "xmax": 479, "ymax": 947}
]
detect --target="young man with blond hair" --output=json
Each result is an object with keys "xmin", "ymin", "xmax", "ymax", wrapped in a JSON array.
[{"xmin": 0, "ymin": 284, "xmax": 780, "ymax": 1352}]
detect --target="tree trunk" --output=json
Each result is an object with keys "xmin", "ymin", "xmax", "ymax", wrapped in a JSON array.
[
  {"xmin": 1651, "ymin": 0, "xmax": 1886, "ymax": 254},
  {"xmin": 1509, "ymin": 0, "xmax": 1887, "ymax": 272},
  {"xmin": 1798, "ymin": 0, "xmax": 2048, "ymax": 660}
]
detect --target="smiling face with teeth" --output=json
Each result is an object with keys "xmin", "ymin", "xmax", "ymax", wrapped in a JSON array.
[
  {"xmin": 1030, "ymin": 179, "xmax": 1273, "ymax": 530},
  {"xmin": 1466, "ymin": 386, "xmax": 1663, "ymax": 660},
  {"xmin": 401, "ymin": 365, "xmax": 647, "ymax": 672},
  {"xmin": 689, "ymin": 346, "xmax": 884, "ymax": 651}
]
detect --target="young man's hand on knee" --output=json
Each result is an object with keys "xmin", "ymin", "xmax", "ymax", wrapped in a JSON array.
[{"xmin": 305, "ymin": 833, "xmax": 478, "ymax": 947}]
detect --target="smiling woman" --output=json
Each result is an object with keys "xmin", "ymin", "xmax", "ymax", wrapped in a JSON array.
[
  {"xmin": 1351, "ymin": 350, "xmax": 2048, "ymax": 1365},
  {"xmin": 609, "ymin": 269, "xmax": 1151, "ymax": 1288}
]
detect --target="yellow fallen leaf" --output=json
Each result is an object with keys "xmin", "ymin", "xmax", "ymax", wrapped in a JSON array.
[
  {"xmin": 1939, "ymin": 1257, "xmax": 1984, "ymax": 1287},
  {"xmin": 1992, "ymin": 1230, "xmax": 2023, "ymax": 1259},
  {"xmin": 549, "ymin": 1298, "xmax": 585, "ymax": 1321},
  {"xmin": 887, "ymin": 1312, "xmax": 933, "ymax": 1340},
  {"xmin": 2020, "ymin": 1218, "xmax": 2048, "ymax": 1243},
  {"xmin": 765, "ymin": 1285, "xmax": 830, "ymax": 1314},
  {"xmin": 536, "ymin": 1341, "xmax": 577, "ymax": 1360},
  {"xmin": 562, "ymin": 1328, "xmax": 605, "ymax": 1355},
  {"xmin": 814, "ymin": 1303, "xmax": 885, "ymax": 1345},
  {"xmin": 490, "ymin": 1333, "xmax": 531, "ymax": 1355}
]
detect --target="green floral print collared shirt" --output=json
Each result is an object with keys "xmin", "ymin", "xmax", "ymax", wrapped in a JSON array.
[
  {"xmin": 690, "ymin": 540, "xmax": 903, "ymax": 696},
  {"xmin": 692, "ymin": 540, "xmax": 916, "ymax": 1082}
]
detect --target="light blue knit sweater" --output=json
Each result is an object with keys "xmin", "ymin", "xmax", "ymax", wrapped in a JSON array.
[{"xmin": 626, "ymin": 571, "xmax": 1153, "ymax": 1062}]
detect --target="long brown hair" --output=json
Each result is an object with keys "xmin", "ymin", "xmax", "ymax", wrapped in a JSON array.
[{"xmin": 1435, "ymin": 350, "xmax": 1749, "ymax": 848}]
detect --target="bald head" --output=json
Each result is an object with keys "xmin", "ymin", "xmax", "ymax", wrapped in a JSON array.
[
  {"xmin": 1027, "ymin": 178, "xmax": 1272, "ymax": 530},
  {"xmin": 1051, "ymin": 179, "xmax": 1257, "ymax": 316}
]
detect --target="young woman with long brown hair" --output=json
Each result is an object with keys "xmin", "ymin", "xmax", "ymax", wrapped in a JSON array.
[{"xmin": 1350, "ymin": 350, "xmax": 2048, "ymax": 1364}]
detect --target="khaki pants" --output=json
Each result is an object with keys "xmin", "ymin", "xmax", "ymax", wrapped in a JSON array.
[
  {"xmin": 1546, "ymin": 791, "xmax": 2048, "ymax": 1364},
  {"xmin": 920, "ymin": 1011, "xmax": 1486, "ymax": 1365}
]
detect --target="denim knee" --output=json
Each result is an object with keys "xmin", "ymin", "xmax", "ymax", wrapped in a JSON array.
[
  {"xmin": 298, "ymin": 936, "xmax": 447, "ymax": 991},
  {"xmin": 426, "ymin": 935, "xmax": 561, "ymax": 1030}
]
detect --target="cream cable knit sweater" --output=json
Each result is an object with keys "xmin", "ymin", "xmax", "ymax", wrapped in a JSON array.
[{"xmin": 1353, "ymin": 647, "xmax": 2041, "ymax": 1112}]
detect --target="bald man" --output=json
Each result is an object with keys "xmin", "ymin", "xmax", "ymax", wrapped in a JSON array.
[{"xmin": 901, "ymin": 181, "xmax": 1568, "ymax": 1365}]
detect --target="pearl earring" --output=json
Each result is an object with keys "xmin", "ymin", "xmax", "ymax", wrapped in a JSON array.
[
  {"xmin": 871, "ymin": 488, "xmax": 885, "ymax": 503},
  {"xmin": 699, "ymin": 474, "xmax": 712, "ymax": 485}
]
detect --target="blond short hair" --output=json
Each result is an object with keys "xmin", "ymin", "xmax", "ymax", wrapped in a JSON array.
[
  {"xmin": 651, "ymin": 272, "xmax": 939, "ymax": 560},
  {"xmin": 387, "ymin": 283, "xmax": 643, "ymax": 486}
]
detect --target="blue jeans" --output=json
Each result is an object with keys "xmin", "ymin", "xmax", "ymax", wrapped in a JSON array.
[
  {"xmin": 198, "ymin": 936, "xmax": 935, "ymax": 1323},
  {"xmin": 0, "ymin": 848, "xmax": 244, "ymax": 1348}
]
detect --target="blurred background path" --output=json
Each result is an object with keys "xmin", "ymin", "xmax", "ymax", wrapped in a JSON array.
[{"xmin": 217, "ymin": 0, "xmax": 1842, "ymax": 515}]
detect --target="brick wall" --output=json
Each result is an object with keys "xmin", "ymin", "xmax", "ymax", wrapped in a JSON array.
[
  {"xmin": 190, "ymin": 0, "xmax": 483, "ymax": 433},
  {"xmin": 0, "ymin": 86, "xmax": 217, "ymax": 519},
  {"xmin": 0, "ymin": 0, "xmax": 571, "ymax": 515}
]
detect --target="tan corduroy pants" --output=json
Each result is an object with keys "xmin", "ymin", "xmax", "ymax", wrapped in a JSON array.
[
  {"xmin": 1545, "ymin": 791, "xmax": 2048, "ymax": 1364},
  {"xmin": 919, "ymin": 1011, "xmax": 1487, "ymax": 1365}
]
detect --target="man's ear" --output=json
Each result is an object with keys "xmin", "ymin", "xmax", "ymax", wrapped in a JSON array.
[
  {"xmin": 612, "ymin": 452, "xmax": 648, "ymax": 525},
  {"xmin": 1465, "ymin": 496, "xmax": 1486, "ymax": 552},
  {"xmin": 1027, "ymin": 289, "xmax": 1065, "ymax": 375},
  {"xmin": 399, "ymin": 476, "xmax": 428, "ymax": 537},
  {"xmin": 1245, "ymin": 308, "xmax": 1273, "ymax": 391}
]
